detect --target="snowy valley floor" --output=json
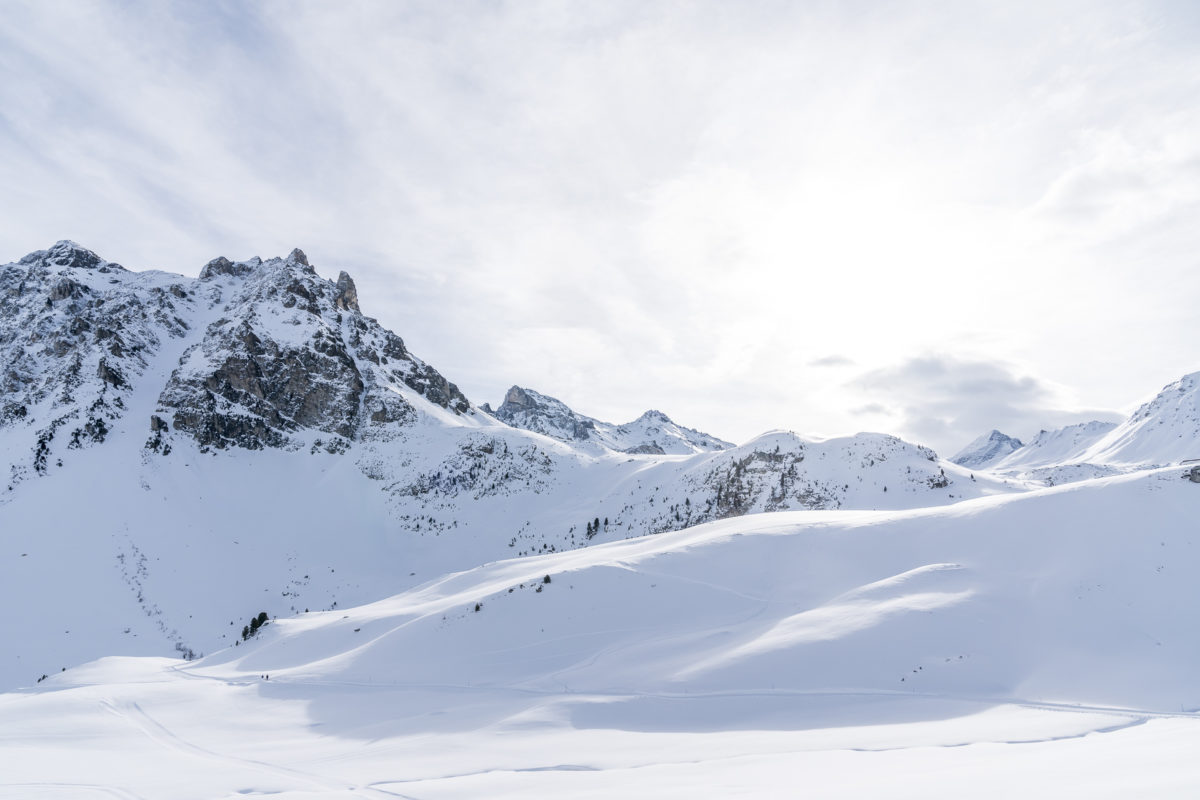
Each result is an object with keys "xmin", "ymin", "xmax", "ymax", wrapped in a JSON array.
[
  {"xmin": 3, "ymin": 467, "xmax": 1200, "ymax": 797},
  {"xmin": 2, "ymin": 662, "xmax": 1199, "ymax": 799}
]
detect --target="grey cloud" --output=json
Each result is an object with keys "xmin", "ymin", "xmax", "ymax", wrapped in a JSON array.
[
  {"xmin": 850, "ymin": 402, "xmax": 892, "ymax": 416},
  {"xmin": 850, "ymin": 356, "xmax": 1123, "ymax": 457},
  {"xmin": 809, "ymin": 355, "xmax": 855, "ymax": 368}
]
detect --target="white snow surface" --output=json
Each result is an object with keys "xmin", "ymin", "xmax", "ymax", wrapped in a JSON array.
[{"xmin": 3, "ymin": 467, "xmax": 1200, "ymax": 797}]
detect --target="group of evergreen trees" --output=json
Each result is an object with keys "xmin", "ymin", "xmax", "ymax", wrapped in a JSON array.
[{"xmin": 241, "ymin": 611, "xmax": 269, "ymax": 641}]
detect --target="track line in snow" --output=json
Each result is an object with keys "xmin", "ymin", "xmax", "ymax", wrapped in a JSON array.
[
  {"xmin": 97, "ymin": 698, "xmax": 397, "ymax": 798},
  {"xmin": 0, "ymin": 784, "xmax": 145, "ymax": 800}
]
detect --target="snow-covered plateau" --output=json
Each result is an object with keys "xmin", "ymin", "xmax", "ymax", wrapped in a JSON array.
[{"xmin": 2, "ymin": 242, "xmax": 1200, "ymax": 797}]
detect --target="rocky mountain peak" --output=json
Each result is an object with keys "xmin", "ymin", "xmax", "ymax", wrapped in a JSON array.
[
  {"xmin": 287, "ymin": 248, "xmax": 310, "ymax": 268},
  {"xmin": 199, "ymin": 256, "xmax": 252, "ymax": 281},
  {"xmin": 334, "ymin": 271, "xmax": 359, "ymax": 312},
  {"xmin": 494, "ymin": 386, "xmax": 594, "ymax": 441},
  {"xmin": 491, "ymin": 386, "xmax": 730, "ymax": 455},
  {"xmin": 159, "ymin": 249, "xmax": 468, "ymax": 451},
  {"xmin": 951, "ymin": 429, "xmax": 1024, "ymax": 469},
  {"xmin": 19, "ymin": 240, "xmax": 119, "ymax": 273},
  {"xmin": 500, "ymin": 386, "xmax": 539, "ymax": 411}
]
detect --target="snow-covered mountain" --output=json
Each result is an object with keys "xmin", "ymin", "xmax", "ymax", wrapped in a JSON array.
[
  {"xmin": 990, "ymin": 420, "xmax": 1117, "ymax": 469},
  {"xmin": 0, "ymin": 242, "xmax": 1007, "ymax": 691},
  {"xmin": 1081, "ymin": 372, "xmax": 1200, "ymax": 466},
  {"xmin": 484, "ymin": 385, "xmax": 731, "ymax": 454},
  {"xmin": 950, "ymin": 430, "xmax": 1023, "ymax": 468},
  {"xmin": 961, "ymin": 373, "xmax": 1200, "ymax": 486}
]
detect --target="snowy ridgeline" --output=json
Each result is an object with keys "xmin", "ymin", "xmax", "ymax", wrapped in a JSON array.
[
  {"xmin": 5, "ymin": 467, "xmax": 1200, "ymax": 797},
  {"xmin": 952, "ymin": 372, "xmax": 1200, "ymax": 483}
]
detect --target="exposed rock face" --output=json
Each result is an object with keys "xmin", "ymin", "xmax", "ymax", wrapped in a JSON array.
[
  {"xmin": 199, "ymin": 257, "xmax": 252, "ymax": 281},
  {"xmin": 334, "ymin": 271, "xmax": 359, "ymax": 312},
  {"xmin": 495, "ymin": 386, "xmax": 596, "ymax": 441},
  {"xmin": 490, "ymin": 385, "xmax": 731, "ymax": 455},
  {"xmin": 158, "ymin": 250, "xmax": 468, "ymax": 451},
  {"xmin": 0, "ymin": 241, "xmax": 192, "ymax": 484},
  {"xmin": 1, "ymin": 242, "xmax": 471, "ymax": 473},
  {"xmin": 624, "ymin": 443, "xmax": 666, "ymax": 455}
]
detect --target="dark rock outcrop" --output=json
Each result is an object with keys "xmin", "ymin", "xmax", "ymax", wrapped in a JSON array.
[{"xmin": 158, "ymin": 250, "xmax": 467, "ymax": 451}]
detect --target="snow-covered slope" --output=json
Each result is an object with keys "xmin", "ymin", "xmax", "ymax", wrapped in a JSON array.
[
  {"xmin": 1082, "ymin": 372, "xmax": 1200, "ymax": 466},
  {"xmin": 950, "ymin": 430, "xmax": 1023, "ymax": 468},
  {"xmin": 967, "ymin": 420, "xmax": 1122, "ymax": 486},
  {"xmin": 991, "ymin": 420, "xmax": 1117, "ymax": 470},
  {"xmin": 4, "ymin": 466, "xmax": 1199, "ymax": 798},
  {"xmin": 966, "ymin": 373, "xmax": 1200, "ymax": 487},
  {"xmin": 199, "ymin": 466, "xmax": 1200, "ymax": 710},
  {"xmin": 486, "ymin": 385, "xmax": 731, "ymax": 454},
  {"xmin": 0, "ymin": 242, "xmax": 1011, "ymax": 691}
]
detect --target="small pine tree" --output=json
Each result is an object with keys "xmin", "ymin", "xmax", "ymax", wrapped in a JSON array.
[{"xmin": 542, "ymin": 574, "xmax": 551, "ymax": 584}]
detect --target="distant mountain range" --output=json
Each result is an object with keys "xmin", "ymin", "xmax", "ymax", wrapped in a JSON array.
[{"xmin": 951, "ymin": 373, "xmax": 1200, "ymax": 483}]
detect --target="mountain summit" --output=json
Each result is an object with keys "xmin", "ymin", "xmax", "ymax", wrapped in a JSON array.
[
  {"xmin": 950, "ymin": 429, "xmax": 1023, "ymax": 468},
  {"xmin": 486, "ymin": 385, "xmax": 731, "ymax": 455}
]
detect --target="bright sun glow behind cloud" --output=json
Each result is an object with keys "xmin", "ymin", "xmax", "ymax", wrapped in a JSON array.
[{"xmin": 2, "ymin": 0, "xmax": 1199, "ymax": 453}]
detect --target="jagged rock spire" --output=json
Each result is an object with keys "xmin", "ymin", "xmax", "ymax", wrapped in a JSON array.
[{"xmin": 334, "ymin": 271, "xmax": 359, "ymax": 312}]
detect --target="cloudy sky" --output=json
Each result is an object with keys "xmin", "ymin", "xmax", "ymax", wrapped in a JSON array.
[{"xmin": 4, "ymin": 0, "xmax": 1199, "ymax": 454}]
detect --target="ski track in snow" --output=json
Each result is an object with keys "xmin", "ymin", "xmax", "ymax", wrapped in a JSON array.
[{"xmin": 97, "ymin": 698, "xmax": 397, "ymax": 798}]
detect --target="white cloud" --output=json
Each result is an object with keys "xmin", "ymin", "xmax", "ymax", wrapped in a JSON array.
[{"xmin": 2, "ymin": 1, "xmax": 1199, "ymax": 447}]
